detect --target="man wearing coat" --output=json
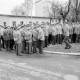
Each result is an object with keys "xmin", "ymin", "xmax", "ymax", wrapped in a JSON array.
[
  {"xmin": 63, "ymin": 23, "xmax": 71, "ymax": 49},
  {"xmin": 24, "ymin": 25, "xmax": 32, "ymax": 54},
  {"xmin": 37, "ymin": 25, "xmax": 45, "ymax": 54},
  {"xmin": 3, "ymin": 27, "xmax": 10, "ymax": 51},
  {"xmin": 32, "ymin": 24, "xmax": 38, "ymax": 53},
  {"xmin": 13, "ymin": 30, "xmax": 22, "ymax": 55},
  {"xmin": 0, "ymin": 27, "xmax": 2, "ymax": 50}
]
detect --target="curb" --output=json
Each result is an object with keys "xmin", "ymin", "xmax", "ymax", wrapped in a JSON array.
[{"xmin": 44, "ymin": 50, "xmax": 80, "ymax": 56}]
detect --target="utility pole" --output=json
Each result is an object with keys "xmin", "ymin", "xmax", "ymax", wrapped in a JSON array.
[{"xmin": 31, "ymin": 0, "xmax": 42, "ymax": 29}]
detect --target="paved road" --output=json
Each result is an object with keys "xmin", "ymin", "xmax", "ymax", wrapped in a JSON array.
[{"xmin": 0, "ymin": 50, "xmax": 80, "ymax": 80}]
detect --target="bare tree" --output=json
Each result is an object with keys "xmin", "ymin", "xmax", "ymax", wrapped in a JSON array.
[
  {"xmin": 71, "ymin": 0, "xmax": 80, "ymax": 22},
  {"xmin": 11, "ymin": 0, "xmax": 33, "ymax": 16},
  {"xmin": 11, "ymin": 6, "xmax": 26, "ymax": 15},
  {"xmin": 22, "ymin": 0, "xmax": 33, "ymax": 16},
  {"xmin": 45, "ymin": 0, "xmax": 71, "ymax": 23}
]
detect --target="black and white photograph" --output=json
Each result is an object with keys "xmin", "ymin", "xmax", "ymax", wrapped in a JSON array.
[{"xmin": 0, "ymin": 0, "xmax": 79, "ymax": 80}]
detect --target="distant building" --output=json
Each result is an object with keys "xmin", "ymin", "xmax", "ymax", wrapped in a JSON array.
[{"xmin": 32, "ymin": 0, "xmax": 50, "ymax": 17}]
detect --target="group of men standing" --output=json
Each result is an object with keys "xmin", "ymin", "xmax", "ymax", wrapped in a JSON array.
[
  {"xmin": 0, "ymin": 21, "xmax": 80, "ymax": 55},
  {"xmin": 0, "ymin": 22, "xmax": 46, "ymax": 55}
]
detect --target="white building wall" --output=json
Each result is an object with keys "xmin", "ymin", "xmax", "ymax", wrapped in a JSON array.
[
  {"xmin": 0, "ymin": 15, "xmax": 50, "ymax": 27},
  {"xmin": 0, "ymin": 16, "xmax": 9, "ymax": 26},
  {"xmin": 8, "ymin": 17, "xmax": 27, "ymax": 26}
]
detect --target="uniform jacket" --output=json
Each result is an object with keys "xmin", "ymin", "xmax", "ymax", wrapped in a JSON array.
[
  {"xmin": 13, "ymin": 30, "xmax": 22, "ymax": 44},
  {"xmin": 24, "ymin": 30, "xmax": 32, "ymax": 42},
  {"xmin": 37, "ymin": 27, "xmax": 45, "ymax": 41}
]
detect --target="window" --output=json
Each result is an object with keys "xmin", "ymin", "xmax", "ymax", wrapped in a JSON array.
[
  {"xmin": 3, "ymin": 22, "xmax": 6, "ymax": 27},
  {"xmin": 12, "ymin": 21, "xmax": 16, "ymax": 27},
  {"xmin": 20, "ymin": 21, "xmax": 23, "ymax": 25}
]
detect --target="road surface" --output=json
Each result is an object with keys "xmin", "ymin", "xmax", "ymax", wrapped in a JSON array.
[{"xmin": 0, "ymin": 49, "xmax": 79, "ymax": 80}]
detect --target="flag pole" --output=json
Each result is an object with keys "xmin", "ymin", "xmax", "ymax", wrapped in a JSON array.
[{"xmin": 31, "ymin": 0, "xmax": 42, "ymax": 29}]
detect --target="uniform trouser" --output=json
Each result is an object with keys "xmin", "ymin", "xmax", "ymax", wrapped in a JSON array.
[
  {"xmin": 56, "ymin": 34, "xmax": 59, "ymax": 44},
  {"xmin": 61, "ymin": 34, "xmax": 63, "ymax": 44},
  {"xmin": 52, "ymin": 35, "xmax": 56, "ymax": 45},
  {"xmin": 79, "ymin": 34, "xmax": 80, "ymax": 42},
  {"xmin": 4, "ymin": 40, "xmax": 6, "ymax": 48},
  {"xmin": 10, "ymin": 39, "xmax": 14, "ymax": 50},
  {"xmin": 73, "ymin": 33, "xmax": 76, "ymax": 43},
  {"xmin": 48, "ymin": 34, "xmax": 52, "ymax": 44},
  {"xmin": 38, "ymin": 40, "xmax": 44, "ymax": 54},
  {"xmin": 5, "ymin": 40, "xmax": 10, "ymax": 51},
  {"xmin": 25, "ymin": 41, "xmax": 32, "ymax": 54},
  {"xmin": 58, "ymin": 34, "xmax": 62, "ymax": 44},
  {"xmin": 69, "ymin": 34, "xmax": 73, "ymax": 43},
  {"xmin": 22, "ymin": 40, "xmax": 26, "ymax": 53},
  {"xmin": 14, "ymin": 41, "xmax": 17, "ymax": 51},
  {"xmin": 64, "ymin": 36, "xmax": 71, "ymax": 48},
  {"xmin": 33, "ymin": 41, "xmax": 37, "ymax": 53},
  {"xmin": 16, "ymin": 43, "xmax": 22, "ymax": 55},
  {"xmin": 45, "ymin": 36, "xmax": 48, "ymax": 47},
  {"xmin": 76, "ymin": 34, "xmax": 79, "ymax": 43},
  {"xmin": 56, "ymin": 34, "xmax": 62, "ymax": 44},
  {"xmin": 62, "ymin": 34, "xmax": 65, "ymax": 43},
  {"xmin": 1, "ymin": 36, "xmax": 4, "ymax": 48},
  {"xmin": 0, "ymin": 38, "xmax": 1, "ymax": 50}
]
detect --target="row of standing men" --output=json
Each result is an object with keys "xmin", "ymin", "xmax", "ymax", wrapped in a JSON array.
[{"xmin": 0, "ymin": 22, "xmax": 80, "ymax": 55}]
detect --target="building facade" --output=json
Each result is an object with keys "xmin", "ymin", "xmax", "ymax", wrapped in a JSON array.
[{"xmin": 0, "ymin": 14, "xmax": 50, "ymax": 27}]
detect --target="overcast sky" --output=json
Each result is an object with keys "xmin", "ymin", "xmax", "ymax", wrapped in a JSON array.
[
  {"xmin": 0, "ymin": 0, "xmax": 24, "ymax": 14},
  {"xmin": 0, "ymin": 0, "xmax": 68, "ymax": 15}
]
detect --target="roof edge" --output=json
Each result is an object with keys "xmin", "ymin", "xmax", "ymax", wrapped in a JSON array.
[
  {"xmin": 0, "ymin": 14, "xmax": 59, "ymax": 19},
  {"xmin": 0, "ymin": 14, "xmax": 50, "ymax": 19}
]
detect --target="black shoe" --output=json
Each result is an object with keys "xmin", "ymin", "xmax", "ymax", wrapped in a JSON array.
[
  {"xmin": 21, "ymin": 51, "xmax": 24, "ymax": 53},
  {"xmin": 33, "ymin": 51, "xmax": 37, "ymax": 53},
  {"xmin": 16, "ymin": 53, "xmax": 19, "ymax": 55},
  {"xmin": 68, "ymin": 46, "xmax": 71, "ymax": 49},
  {"xmin": 40, "ymin": 52, "xmax": 43, "ymax": 54},
  {"xmin": 16, "ymin": 54, "xmax": 22, "ymax": 56},
  {"xmin": 65, "ymin": 46, "xmax": 71, "ymax": 49},
  {"xmin": 65, "ymin": 47, "xmax": 68, "ymax": 49}
]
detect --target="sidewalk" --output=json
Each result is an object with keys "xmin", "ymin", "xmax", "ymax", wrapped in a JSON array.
[
  {"xmin": 44, "ymin": 43, "xmax": 80, "ymax": 56},
  {"xmin": 44, "ymin": 50, "xmax": 80, "ymax": 55},
  {"xmin": 1, "ymin": 43, "xmax": 80, "ymax": 56}
]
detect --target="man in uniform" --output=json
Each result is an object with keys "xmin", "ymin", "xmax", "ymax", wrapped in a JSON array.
[
  {"xmin": 19, "ymin": 24, "xmax": 26, "ymax": 53},
  {"xmin": 3, "ymin": 27, "xmax": 10, "ymax": 51},
  {"xmin": 78, "ymin": 23, "xmax": 80, "ymax": 43},
  {"xmin": 63, "ymin": 23, "xmax": 71, "ymax": 49},
  {"xmin": 55, "ymin": 23, "xmax": 59, "ymax": 44},
  {"xmin": 69, "ymin": 23, "xmax": 73, "ymax": 43},
  {"xmin": 51, "ymin": 24, "xmax": 57, "ymax": 45},
  {"xmin": 0, "ymin": 27, "xmax": 4, "ymax": 49},
  {"xmin": 0, "ymin": 27, "xmax": 2, "ymax": 50},
  {"xmin": 13, "ymin": 29, "xmax": 22, "ymax": 55},
  {"xmin": 48, "ymin": 23, "xmax": 53, "ymax": 44},
  {"xmin": 75, "ymin": 23, "xmax": 80, "ymax": 43},
  {"xmin": 73, "ymin": 23, "xmax": 77, "ymax": 43},
  {"xmin": 32, "ymin": 23, "xmax": 38, "ymax": 53},
  {"xmin": 24, "ymin": 25, "xmax": 32, "ymax": 54},
  {"xmin": 44, "ymin": 22, "xmax": 49, "ymax": 47},
  {"xmin": 37, "ymin": 25, "xmax": 45, "ymax": 54},
  {"xmin": 3, "ymin": 27, "xmax": 7, "ymax": 49},
  {"xmin": 59, "ymin": 23, "xmax": 63, "ymax": 44},
  {"xmin": 9, "ymin": 27, "xmax": 14, "ymax": 50}
]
